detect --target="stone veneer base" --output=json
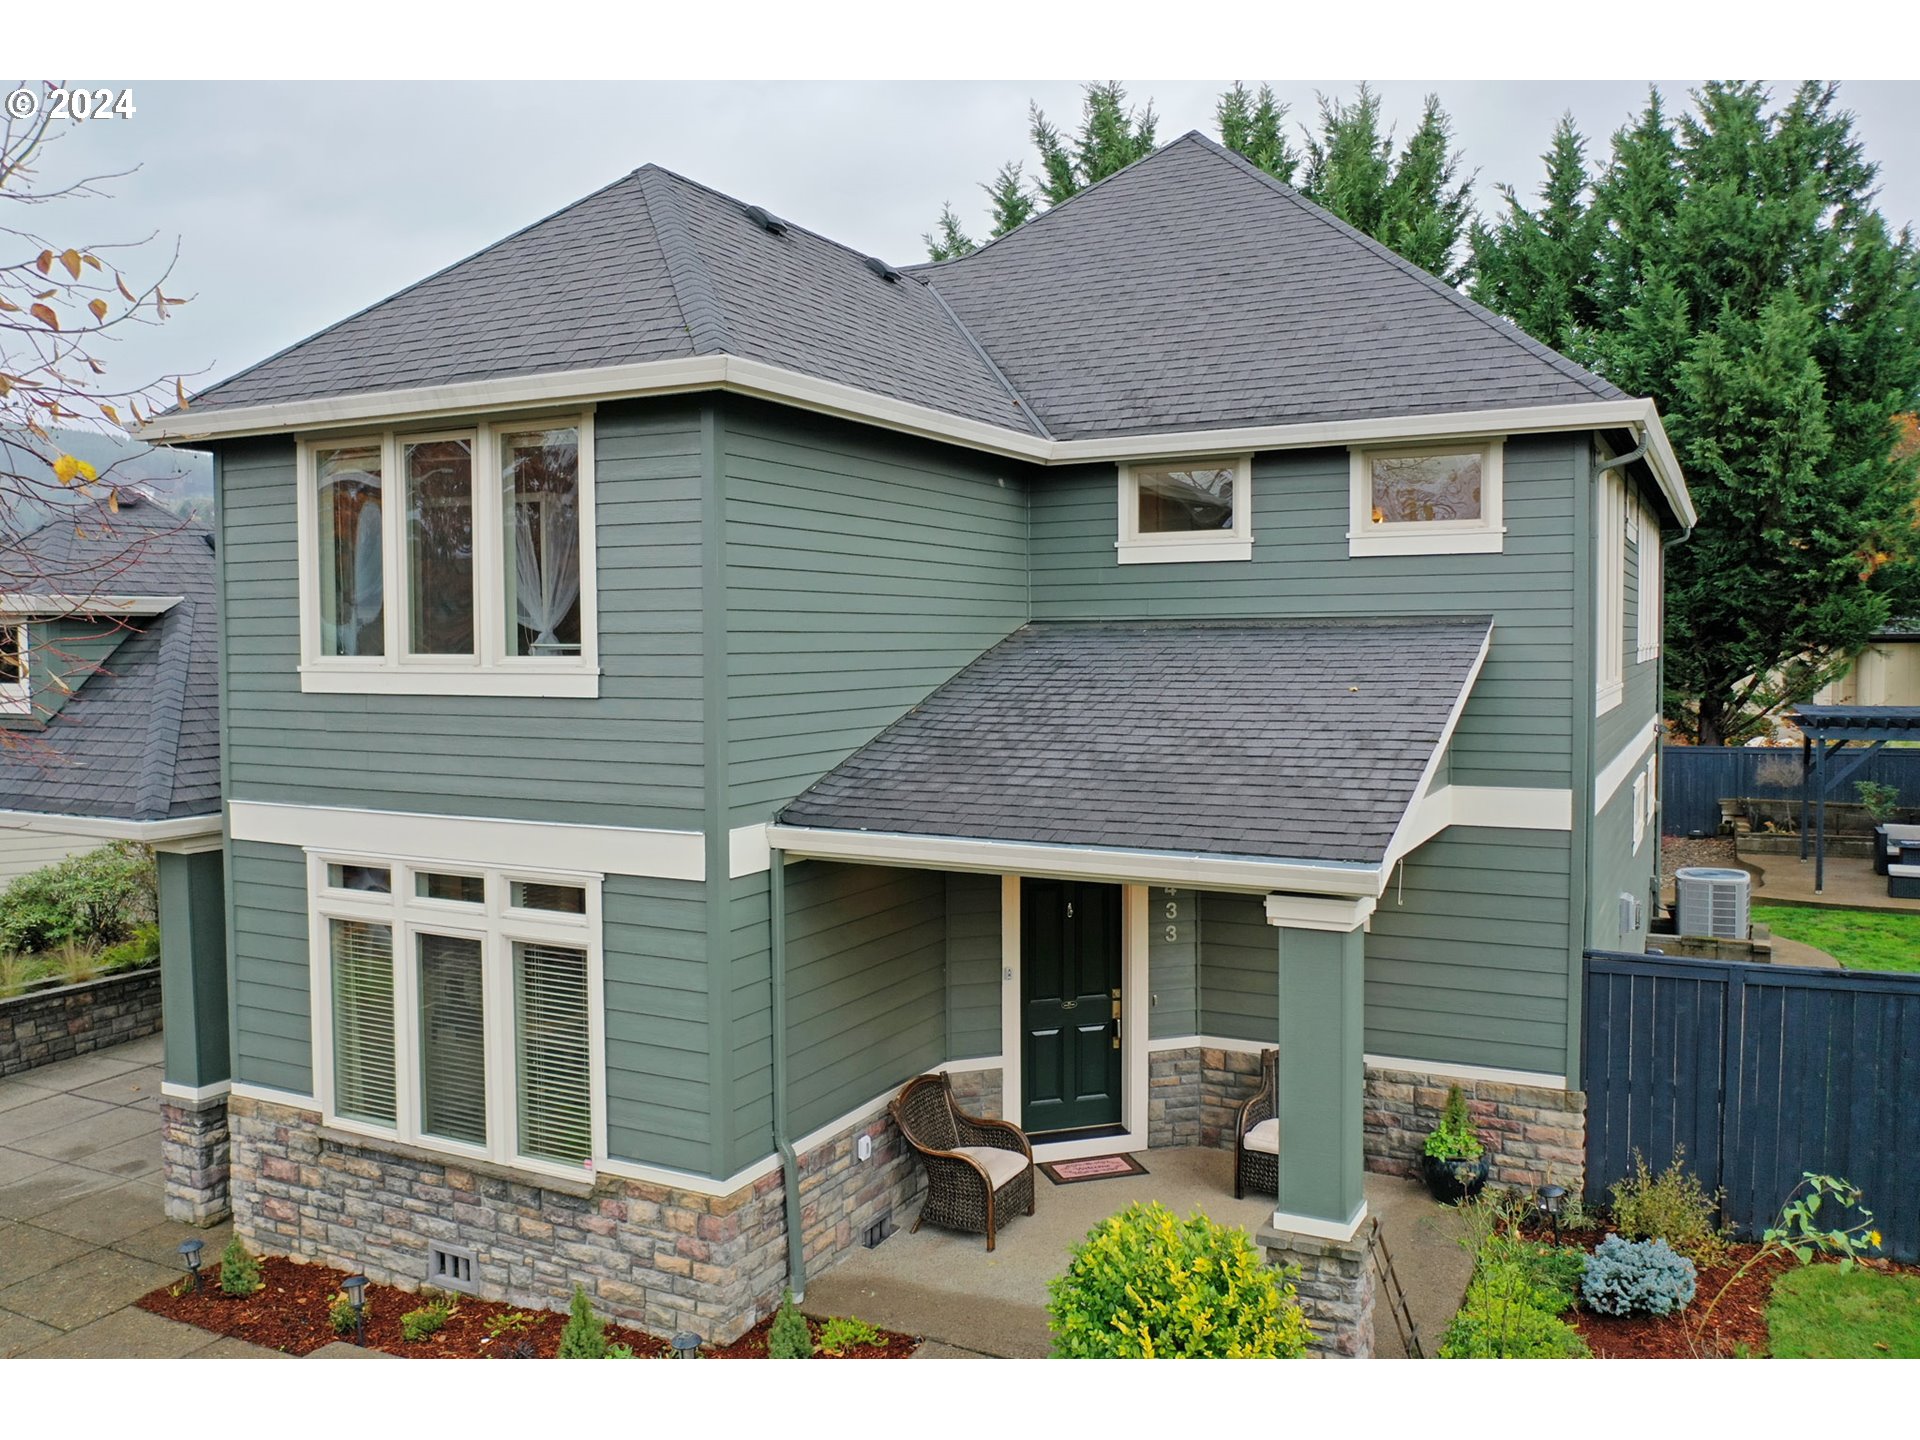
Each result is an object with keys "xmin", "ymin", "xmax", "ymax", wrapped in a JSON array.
[
  {"xmin": 0, "ymin": 968, "xmax": 162, "ymax": 1079},
  {"xmin": 161, "ymin": 1094, "xmax": 232, "ymax": 1225},
  {"xmin": 1260, "ymin": 1226, "xmax": 1375, "ymax": 1358}
]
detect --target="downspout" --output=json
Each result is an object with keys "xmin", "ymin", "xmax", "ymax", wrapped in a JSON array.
[{"xmin": 769, "ymin": 844, "xmax": 806, "ymax": 1299}]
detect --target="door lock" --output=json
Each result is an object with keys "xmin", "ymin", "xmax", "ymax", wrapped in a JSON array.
[
  {"xmin": 1060, "ymin": 998, "xmax": 1077, "ymax": 1010},
  {"xmin": 1111, "ymin": 998, "xmax": 1122, "ymax": 1020},
  {"xmin": 1111, "ymin": 1035, "xmax": 1120, "ymax": 1050}
]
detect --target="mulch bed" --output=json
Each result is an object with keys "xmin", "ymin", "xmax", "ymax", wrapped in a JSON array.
[{"xmin": 135, "ymin": 1253, "xmax": 916, "ymax": 1359}]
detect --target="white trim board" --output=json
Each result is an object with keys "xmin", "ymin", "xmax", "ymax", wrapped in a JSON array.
[
  {"xmin": 1594, "ymin": 720, "xmax": 1660, "ymax": 816},
  {"xmin": 140, "ymin": 354, "xmax": 1696, "ymax": 531},
  {"xmin": 1268, "ymin": 1199, "xmax": 1369, "ymax": 1245},
  {"xmin": 1363, "ymin": 1053, "xmax": 1567, "ymax": 1090},
  {"xmin": 0, "ymin": 594, "xmax": 183, "ymax": 619},
  {"xmin": 159, "ymin": 1079, "xmax": 232, "ymax": 1103},
  {"xmin": 1380, "ymin": 626, "xmax": 1493, "ymax": 866},
  {"xmin": 0, "ymin": 809, "xmax": 221, "ymax": 843}
]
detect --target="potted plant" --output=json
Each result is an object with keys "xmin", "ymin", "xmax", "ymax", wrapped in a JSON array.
[
  {"xmin": 1857, "ymin": 780, "xmax": 1901, "ymax": 874},
  {"xmin": 1421, "ymin": 1084, "xmax": 1490, "ymax": 1204}
]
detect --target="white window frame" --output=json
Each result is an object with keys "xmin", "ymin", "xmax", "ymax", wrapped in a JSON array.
[
  {"xmin": 1635, "ymin": 495, "xmax": 1663, "ymax": 664},
  {"xmin": 1115, "ymin": 456, "xmax": 1253, "ymax": 564},
  {"xmin": 294, "ymin": 409, "xmax": 599, "ymax": 697},
  {"xmin": 1347, "ymin": 439, "xmax": 1505, "ymax": 557},
  {"xmin": 0, "ymin": 623, "xmax": 28, "ymax": 716},
  {"xmin": 306, "ymin": 850, "xmax": 605, "ymax": 1183},
  {"xmin": 1596, "ymin": 468, "xmax": 1627, "ymax": 714},
  {"xmin": 1632, "ymin": 769, "xmax": 1648, "ymax": 853}
]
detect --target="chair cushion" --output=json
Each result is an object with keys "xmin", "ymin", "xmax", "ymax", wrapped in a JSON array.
[
  {"xmin": 1244, "ymin": 1118, "xmax": 1279, "ymax": 1154},
  {"xmin": 954, "ymin": 1145, "xmax": 1029, "ymax": 1189}
]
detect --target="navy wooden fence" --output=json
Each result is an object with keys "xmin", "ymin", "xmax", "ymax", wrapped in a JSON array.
[
  {"xmin": 1583, "ymin": 949, "xmax": 1920, "ymax": 1262},
  {"xmin": 1661, "ymin": 745, "xmax": 1920, "ymax": 837}
]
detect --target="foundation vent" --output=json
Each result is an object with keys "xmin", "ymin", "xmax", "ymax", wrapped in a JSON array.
[
  {"xmin": 427, "ymin": 1242, "xmax": 478, "ymax": 1293},
  {"xmin": 861, "ymin": 1213, "xmax": 894, "ymax": 1250}
]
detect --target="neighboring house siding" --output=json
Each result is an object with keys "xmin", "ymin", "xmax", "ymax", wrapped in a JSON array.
[
  {"xmin": 719, "ymin": 399, "xmax": 1031, "ymax": 828},
  {"xmin": 216, "ymin": 398, "xmax": 707, "ymax": 829},
  {"xmin": 782, "ymin": 860, "xmax": 947, "ymax": 1137},
  {"xmin": 1028, "ymin": 434, "xmax": 1581, "ymax": 791},
  {"xmin": 23, "ymin": 617, "xmax": 131, "ymax": 723},
  {"xmin": 945, "ymin": 872, "xmax": 1001, "ymax": 1060},
  {"xmin": 0, "ymin": 830, "xmax": 98, "ymax": 884},
  {"xmin": 604, "ymin": 874, "xmax": 714, "ymax": 1174},
  {"xmin": 228, "ymin": 838, "xmax": 311, "ymax": 1095}
]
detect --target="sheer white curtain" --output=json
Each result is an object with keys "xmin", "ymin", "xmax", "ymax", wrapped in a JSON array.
[{"xmin": 512, "ymin": 491, "xmax": 580, "ymax": 653}]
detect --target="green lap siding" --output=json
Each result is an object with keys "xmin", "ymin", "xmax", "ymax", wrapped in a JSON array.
[
  {"xmin": 1028, "ymin": 435, "xmax": 1580, "ymax": 791},
  {"xmin": 1588, "ymin": 775, "xmax": 1657, "ymax": 955},
  {"xmin": 228, "ymin": 839, "xmax": 311, "ymax": 1095},
  {"xmin": 603, "ymin": 875, "xmax": 714, "ymax": 1174},
  {"xmin": 719, "ymin": 399, "xmax": 1031, "ymax": 828},
  {"xmin": 1149, "ymin": 887, "xmax": 1201, "ymax": 1039},
  {"xmin": 1195, "ymin": 893, "xmax": 1277, "ymax": 1041},
  {"xmin": 727, "ymin": 870, "xmax": 774, "ymax": 1172},
  {"xmin": 945, "ymin": 872, "xmax": 1002, "ymax": 1060},
  {"xmin": 216, "ymin": 398, "xmax": 708, "ymax": 829}
]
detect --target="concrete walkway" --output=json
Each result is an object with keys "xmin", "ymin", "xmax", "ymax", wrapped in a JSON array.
[
  {"xmin": 803, "ymin": 1148, "xmax": 1471, "ymax": 1358},
  {"xmin": 0, "ymin": 1035, "xmax": 285, "ymax": 1358}
]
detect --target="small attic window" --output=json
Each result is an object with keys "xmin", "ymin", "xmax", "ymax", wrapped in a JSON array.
[
  {"xmin": 1347, "ymin": 440, "xmax": 1505, "ymax": 557},
  {"xmin": 1115, "ymin": 458, "xmax": 1252, "ymax": 564},
  {"xmin": 0, "ymin": 625, "xmax": 27, "ymax": 716}
]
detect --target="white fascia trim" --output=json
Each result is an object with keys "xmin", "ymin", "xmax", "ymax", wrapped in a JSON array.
[
  {"xmin": 0, "ymin": 809, "xmax": 221, "ymax": 843},
  {"xmin": 154, "ymin": 833, "xmax": 225, "ymax": 856},
  {"xmin": 1264, "ymin": 892, "xmax": 1376, "ymax": 932},
  {"xmin": 1381, "ymin": 627, "xmax": 1492, "ymax": 866},
  {"xmin": 1364, "ymin": 1052, "xmax": 1568, "ymax": 1090},
  {"xmin": 1269, "ymin": 1199, "xmax": 1369, "ymax": 1245},
  {"xmin": 728, "ymin": 823, "xmax": 772, "ymax": 878},
  {"xmin": 140, "ymin": 356, "xmax": 1695, "ymax": 527},
  {"xmin": 1594, "ymin": 719, "xmax": 1660, "ymax": 816},
  {"xmin": 1447, "ymin": 786, "xmax": 1575, "ymax": 832},
  {"xmin": 0, "ymin": 594, "xmax": 183, "ymax": 619},
  {"xmin": 230, "ymin": 799, "xmax": 703, "ymax": 881},
  {"xmin": 766, "ymin": 824, "xmax": 1382, "ymax": 897},
  {"xmin": 160, "ymin": 1079, "xmax": 232, "ymax": 1103}
]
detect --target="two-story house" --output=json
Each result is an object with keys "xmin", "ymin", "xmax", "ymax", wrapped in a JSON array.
[{"xmin": 141, "ymin": 133, "xmax": 1692, "ymax": 1354}]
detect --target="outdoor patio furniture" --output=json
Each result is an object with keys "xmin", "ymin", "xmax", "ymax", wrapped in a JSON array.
[
  {"xmin": 889, "ymin": 1072, "xmax": 1035, "ymax": 1251},
  {"xmin": 1890, "ymin": 863, "xmax": 1920, "ymax": 900},
  {"xmin": 1233, "ymin": 1048, "xmax": 1279, "ymax": 1199},
  {"xmin": 1876, "ymin": 824, "xmax": 1920, "ymax": 876}
]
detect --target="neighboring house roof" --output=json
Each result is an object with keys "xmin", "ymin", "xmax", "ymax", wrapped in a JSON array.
[
  {"xmin": 0, "ymin": 496, "xmax": 220, "ymax": 826},
  {"xmin": 174, "ymin": 134, "xmax": 1620, "ymax": 444},
  {"xmin": 778, "ymin": 616, "xmax": 1492, "ymax": 867}
]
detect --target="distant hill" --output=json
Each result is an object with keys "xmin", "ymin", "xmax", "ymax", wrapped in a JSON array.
[{"xmin": 3, "ymin": 428, "xmax": 215, "ymax": 531}]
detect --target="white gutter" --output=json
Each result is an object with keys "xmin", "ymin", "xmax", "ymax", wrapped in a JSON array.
[
  {"xmin": 137, "ymin": 355, "xmax": 1696, "ymax": 531},
  {"xmin": 764, "ymin": 823, "xmax": 1385, "ymax": 898},
  {"xmin": 0, "ymin": 809, "xmax": 221, "ymax": 842},
  {"xmin": 0, "ymin": 595, "xmax": 184, "ymax": 619}
]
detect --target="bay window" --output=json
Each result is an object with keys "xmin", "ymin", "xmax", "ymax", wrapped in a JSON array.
[
  {"xmin": 296, "ymin": 412, "xmax": 596, "ymax": 695},
  {"xmin": 310, "ymin": 855, "xmax": 601, "ymax": 1178}
]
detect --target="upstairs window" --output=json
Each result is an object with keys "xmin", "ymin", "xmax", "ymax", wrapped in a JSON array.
[
  {"xmin": 1116, "ymin": 457, "xmax": 1252, "ymax": 563},
  {"xmin": 1597, "ymin": 468, "xmax": 1627, "ymax": 714},
  {"xmin": 1635, "ymin": 495, "xmax": 1663, "ymax": 664},
  {"xmin": 0, "ymin": 625, "xmax": 26, "ymax": 716},
  {"xmin": 297, "ymin": 413, "xmax": 596, "ymax": 696},
  {"xmin": 1348, "ymin": 440, "xmax": 1505, "ymax": 556}
]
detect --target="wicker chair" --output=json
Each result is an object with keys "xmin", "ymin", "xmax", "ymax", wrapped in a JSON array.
[
  {"xmin": 1233, "ymin": 1048, "xmax": 1279, "ymax": 1199},
  {"xmin": 890, "ymin": 1073, "xmax": 1035, "ymax": 1251}
]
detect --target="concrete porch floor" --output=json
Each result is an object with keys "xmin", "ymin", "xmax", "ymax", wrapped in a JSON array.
[
  {"xmin": 803, "ymin": 1148, "xmax": 1472, "ymax": 1358},
  {"xmin": 1739, "ymin": 848, "xmax": 1920, "ymax": 915}
]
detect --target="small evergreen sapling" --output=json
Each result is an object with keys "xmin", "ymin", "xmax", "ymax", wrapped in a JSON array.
[
  {"xmin": 557, "ymin": 1285, "xmax": 608, "ymax": 1358},
  {"xmin": 767, "ymin": 1289, "xmax": 814, "ymax": 1358},
  {"xmin": 219, "ymin": 1234, "xmax": 262, "ymax": 1297},
  {"xmin": 1423, "ymin": 1084, "xmax": 1484, "ymax": 1162}
]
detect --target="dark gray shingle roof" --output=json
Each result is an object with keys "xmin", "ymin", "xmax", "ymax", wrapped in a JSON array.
[
  {"xmin": 779, "ymin": 617, "xmax": 1491, "ymax": 866},
  {"xmin": 183, "ymin": 135, "xmax": 1617, "ymax": 440},
  {"xmin": 0, "ymin": 498, "xmax": 219, "ymax": 822}
]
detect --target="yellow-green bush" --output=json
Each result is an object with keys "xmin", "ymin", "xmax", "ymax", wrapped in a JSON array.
[{"xmin": 1046, "ymin": 1201, "xmax": 1311, "ymax": 1358}]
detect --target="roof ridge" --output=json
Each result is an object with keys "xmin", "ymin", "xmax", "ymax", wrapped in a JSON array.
[
  {"xmin": 920, "ymin": 278, "xmax": 1051, "ymax": 439},
  {"xmin": 185, "ymin": 170, "xmax": 643, "ymax": 409},
  {"xmin": 633, "ymin": 167, "xmax": 734, "ymax": 356},
  {"xmin": 135, "ymin": 599, "xmax": 193, "ymax": 820},
  {"xmin": 906, "ymin": 130, "xmax": 1217, "ymax": 276},
  {"xmin": 1186, "ymin": 134, "xmax": 1622, "ymax": 402},
  {"xmin": 636, "ymin": 162, "xmax": 918, "ymax": 273}
]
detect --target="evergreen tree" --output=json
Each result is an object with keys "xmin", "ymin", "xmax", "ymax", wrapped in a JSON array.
[
  {"xmin": 922, "ymin": 203, "xmax": 976, "ymax": 262},
  {"xmin": 982, "ymin": 162, "xmax": 1036, "ymax": 238},
  {"xmin": 1216, "ymin": 81, "xmax": 1296, "ymax": 184},
  {"xmin": 557, "ymin": 1285, "xmax": 608, "ymax": 1358},
  {"xmin": 1473, "ymin": 82, "xmax": 1920, "ymax": 743}
]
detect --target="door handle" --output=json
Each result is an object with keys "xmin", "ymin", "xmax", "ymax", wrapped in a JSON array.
[
  {"xmin": 1111, "ymin": 999, "xmax": 1122, "ymax": 1020},
  {"xmin": 1060, "ymin": 998, "xmax": 1078, "ymax": 1010}
]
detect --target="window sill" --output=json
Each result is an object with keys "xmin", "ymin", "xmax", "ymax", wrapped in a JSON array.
[
  {"xmin": 1635, "ymin": 646, "xmax": 1660, "ymax": 665},
  {"xmin": 298, "ymin": 665, "xmax": 601, "ymax": 698},
  {"xmin": 316, "ymin": 1123, "xmax": 600, "ymax": 1195},
  {"xmin": 1115, "ymin": 538, "xmax": 1253, "ymax": 565},
  {"xmin": 1347, "ymin": 528, "xmax": 1506, "ymax": 558},
  {"xmin": 1596, "ymin": 681, "xmax": 1625, "ymax": 716}
]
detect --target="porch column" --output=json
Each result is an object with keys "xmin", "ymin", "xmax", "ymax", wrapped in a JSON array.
[
  {"xmin": 1258, "ymin": 892, "xmax": 1375, "ymax": 1357},
  {"xmin": 155, "ymin": 843, "xmax": 232, "ymax": 1225}
]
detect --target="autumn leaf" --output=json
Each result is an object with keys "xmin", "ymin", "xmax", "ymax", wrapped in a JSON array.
[
  {"xmin": 58, "ymin": 249, "xmax": 82, "ymax": 280},
  {"xmin": 116, "ymin": 273, "xmax": 136, "ymax": 303},
  {"xmin": 88, "ymin": 298, "xmax": 108, "ymax": 322},
  {"xmin": 81, "ymin": 254, "xmax": 102, "ymax": 272},
  {"xmin": 34, "ymin": 250, "xmax": 53, "ymax": 274},
  {"xmin": 29, "ymin": 302, "xmax": 58, "ymax": 330},
  {"xmin": 99, "ymin": 402, "xmax": 120, "ymax": 425},
  {"xmin": 53, "ymin": 454, "xmax": 98, "ymax": 485},
  {"xmin": 0, "ymin": 295, "xmax": 18, "ymax": 312},
  {"xmin": 108, "ymin": 489, "xmax": 120, "ymax": 513},
  {"xmin": 176, "ymin": 376, "xmax": 190, "ymax": 410}
]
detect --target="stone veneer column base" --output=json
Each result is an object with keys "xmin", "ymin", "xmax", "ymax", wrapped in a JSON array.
[
  {"xmin": 161, "ymin": 1094, "xmax": 232, "ymax": 1226},
  {"xmin": 1261, "ymin": 1225, "xmax": 1375, "ymax": 1358},
  {"xmin": 1364, "ymin": 1066, "xmax": 1586, "ymax": 1193},
  {"xmin": 1147, "ymin": 1046, "xmax": 1267, "ymax": 1150}
]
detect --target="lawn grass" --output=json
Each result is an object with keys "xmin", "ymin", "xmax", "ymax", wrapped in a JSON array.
[
  {"xmin": 1767, "ymin": 1264, "xmax": 1920, "ymax": 1357},
  {"xmin": 1752, "ymin": 904, "xmax": 1920, "ymax": 973}
]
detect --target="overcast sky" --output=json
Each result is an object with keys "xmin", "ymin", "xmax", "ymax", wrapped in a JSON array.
[{"xmin": 27, "ymin": 79, "xmax": 1920, "ymax": 398}]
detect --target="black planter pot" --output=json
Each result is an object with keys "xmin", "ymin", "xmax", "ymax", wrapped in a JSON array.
[{"xmin": 1421, "ymin": 1151, "xmax": 1492, "ymax": 1205}]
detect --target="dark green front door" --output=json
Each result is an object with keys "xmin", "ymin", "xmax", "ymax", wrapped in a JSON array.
[{"xmin": 1021, "ymin": 879, "xmax": 1122, "ymax": 1135}]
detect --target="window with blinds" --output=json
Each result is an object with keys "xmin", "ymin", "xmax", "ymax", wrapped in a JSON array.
[
  {"xmin": 417, "ymin": 933, "xmax": 487, "ymax": 1146},
  {"xmin": 514, "ymin": 942, "xmax": 591, "ymax": 1165},
  {"xmin": 330, "ymin": 919, "xmax": 396, "ymax": 1125}
]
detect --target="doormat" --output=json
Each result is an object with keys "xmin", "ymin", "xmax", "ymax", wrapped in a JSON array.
[{"xmin": 1039, "ymin": 1153, "xmax": 1150, "ymax": 1186}]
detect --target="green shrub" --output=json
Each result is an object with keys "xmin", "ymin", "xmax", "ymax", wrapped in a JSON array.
[
  {"xmin": 556, "ymin": 1285, "xmax": 608, "ymax": 1358},
  {"xmin": 767, "ymin": 1289, "xmax": 813, "ymax": 1358},
  {"xmin": 1423, "ymin": 1084, "xmax": 1484, "ymax": 1162},
  {"xmin": 1482, "ymin": 1232, "xmax": 1588, "ymax": 1314},
  {"xmin": 1580, "ymin": 1234, "xmax": 1697, "ymax": 1317},
  {"xmin": 1608, "ymin": 1148, "xmax": 1730, "ymax": 1266},
  {"xmin": 400, "ymin": 1296, "xmax": 456, "ymax": 1342},
  {"xmin": 605, "ymin": 1342, "xmax": 636, "ymax": 1358},
  {"xmin": 817, "ymin": 1315, "xmax": 882, "ymax": 1355},
  {"xmin": 0, "ymin": 843, "xmax": 157, "ymax": 954},
  {"xmin": 328, "ymin": 1290, "xmax": 364, "ymax": 1335},
  {"xmin": 486, "ymin": 1310, "xmax": 538, "ymax": 1338},
  {"xmin": 219, "ymin": 1234, "xmax": 262, "ymax": 1297},
  {"xmin": 97, "ymin": 922, "xmax": 160, "ymax": 973},
  {"xmin": 1856, "ymin": 779, "xmax": 1901, "ymax": 822},
  {"xmin": 1047, "ymin": 1201, "xmax": 1312, "ymax": 1358},
  {"xmin": 1440, "ymin": 1262, "xmax": 1592, "ymax": 1357}
]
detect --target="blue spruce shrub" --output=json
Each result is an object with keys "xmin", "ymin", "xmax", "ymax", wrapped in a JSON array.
[{"xmin": 1579, "ymin": 1234, "xmax": 1697, "ymax": 1317}]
